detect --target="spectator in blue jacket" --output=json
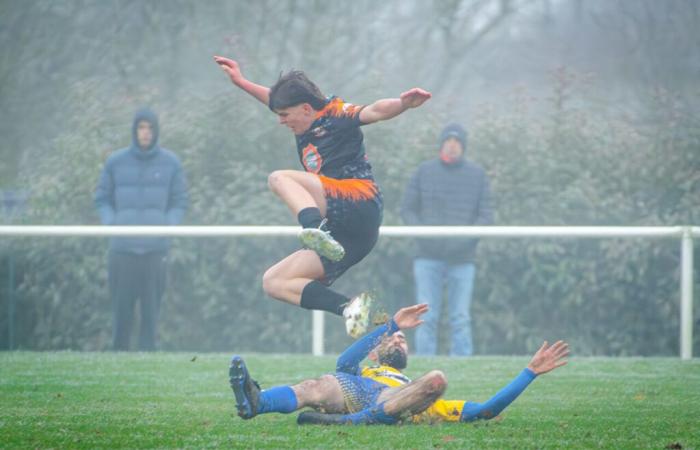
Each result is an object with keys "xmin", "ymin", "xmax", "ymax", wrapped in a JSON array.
[
  {"xmin": 400, "ymin": 123, "xmax": 493, "ymax": 356},
  {"xmin": 95, "ymin": 108, "xmax": 187, "ymax": 351}
]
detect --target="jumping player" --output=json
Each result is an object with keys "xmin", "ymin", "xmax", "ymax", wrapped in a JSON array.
[
  {"xmin": 214, "ymin": 55, "xmax": 431, "ymax": 337},
  {"xmin": 228, "ymin": 304, "xmax": 570, "ymax": 425}
]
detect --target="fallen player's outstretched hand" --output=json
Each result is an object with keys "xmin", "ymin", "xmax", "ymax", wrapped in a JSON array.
[
  {"xmin": 213, "ymin": 55, "xmax": 244, "ymax": 85},
  {"xmin": 527, "ymin": 340, "xmax": 569, "ymax": 375},
  {"xmin": 400, "ymin": 88, "xmax": 432, "ymax": 109},
  {"xmin": 393, "ymin": 303, "xmax": 429, "ymax": 330}
]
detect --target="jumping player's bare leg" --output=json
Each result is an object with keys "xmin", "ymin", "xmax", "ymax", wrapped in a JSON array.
[
  {"xmin": 262, "ymin": 250, "xmax": 324, "ymax": 305},
  {"xmin": 263, "ymin": 170, "xmax": 372, "ymax": 335},
  {"xmin": 376, "ymin": 370, "xmax": 448, "ymax": 417},
  {"xmin": 268, "ymin": 169, "xmax": 345, "ymax": 261},
  {"xmin": 267, "ymin": 170, "xmax": 327, "ymax": 217},
  {"xmin": 262, "ymin": 249, "xmax": 370, "ymax": 336}
]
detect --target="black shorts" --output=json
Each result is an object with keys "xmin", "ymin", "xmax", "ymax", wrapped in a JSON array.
[{"xmin": 315, "ymin": 177, "xmax": 383, "ymax": 285}]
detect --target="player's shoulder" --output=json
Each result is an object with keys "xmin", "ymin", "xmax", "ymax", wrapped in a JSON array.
[{"xmin": 321, "ymin": 96, "xmax": 363, "ymax": 119}]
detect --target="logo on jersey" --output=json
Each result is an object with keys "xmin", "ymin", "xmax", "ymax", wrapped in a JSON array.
[
  {"xmin": 311, "ymin": 126, "xmax": 327, "ymax": 137},
  {"xmin": 302, "ymin": 144, "xmax": 322, "ymax": 173},
  {"xmin": 372, "ymin": 369, "xmax": 411, "ymax": 384}
]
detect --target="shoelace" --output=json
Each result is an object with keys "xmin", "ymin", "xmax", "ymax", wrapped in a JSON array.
[
  {"xmin": 318, "ymin": 218, "xmax": 329, "ymax": 232},
  {"xmin": 314, "ymin": 218, "xmax": 335, "ymax": 239}
]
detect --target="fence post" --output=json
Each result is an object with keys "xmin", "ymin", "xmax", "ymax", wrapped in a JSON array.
[
  {"xmin": 680, "ymin": 226, "xmax": 694, "ymax": 360},
  {"xmin": 312, "ymin": 310, "xmax": 324, "ymax": 356},
  {"xmin": 7, "ymin": 254, "xmax": 15, "ymax": 350}
]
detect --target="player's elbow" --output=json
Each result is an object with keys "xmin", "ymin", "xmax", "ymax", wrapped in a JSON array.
[
  {"xmin": 359, "ymin": 108, "xmax": 380, "ymax": 125},
  {"xmin": 335, "ymin": 358, "xmax": 354, "ymax": 374}
]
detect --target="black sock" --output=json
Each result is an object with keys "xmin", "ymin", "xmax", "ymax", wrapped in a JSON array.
[
  {"xmin": 297, "ymin": 207, "xmax": 323, "ymax": 229},
  {"xmin": 300, "ymin": 280, "xmax": 348, "ymax": 316}
]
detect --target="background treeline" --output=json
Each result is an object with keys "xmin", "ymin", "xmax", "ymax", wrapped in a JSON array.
[{"xmin": 0, "ymin": 0, "xmax": 698, "ymax": 355}]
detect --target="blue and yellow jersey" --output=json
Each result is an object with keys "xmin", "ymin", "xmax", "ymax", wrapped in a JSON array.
[
  {"xmin": 337, "ymin": 321, "xmax": 537, "ymax": 424},
  {"xmin": 360, "ymin": 365, "xmax": 410, "ymax": 387},
  {"xmin": 361, "ymin": 365, "xmax": 466, "ymax": 423}
]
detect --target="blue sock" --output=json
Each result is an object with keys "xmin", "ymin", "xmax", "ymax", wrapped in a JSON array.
[
  {"xmin": 257, "ymin": 386, "xmax": 298, "ymax": 414},
  {"xmin": 341, "ymin": 402, "xmax": 398, "ymax": 425}
]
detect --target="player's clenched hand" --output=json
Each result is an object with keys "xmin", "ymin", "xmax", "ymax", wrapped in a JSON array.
[
  {"xmin": 400, "ymin": 88, "xmax": 432, "ymax": 109},
  {"xmin": 393, "ymin": 303, "xmax": 429, "ymax": 330},
  {"xmin": 214, "ymin": 55, "xmax": 244, "ymax": 85},
  {"xmin": 527, "ymin": 340, "xmax": 569, "ymax": 375}
]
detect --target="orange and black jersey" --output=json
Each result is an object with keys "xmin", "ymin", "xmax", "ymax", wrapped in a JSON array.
[{"xmin": 296, "ymin": 97, "xmax": 374, "ymax": 181}]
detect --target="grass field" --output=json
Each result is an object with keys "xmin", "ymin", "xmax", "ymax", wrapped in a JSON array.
[{"xmin": 1, "ymin": 352, "xmax": 698, "ymax": 449}]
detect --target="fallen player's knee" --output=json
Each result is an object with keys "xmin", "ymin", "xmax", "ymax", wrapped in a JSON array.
[
  {"xmin": 317, "ymin": 374, "xmax": 336, "ymax": 385},
  {"xmin": 425, "ymin": 370, "xmax": 448, "ymax": 394},
  {"xmin": 297, "ymin": 376, "xmax": 332, "ymax": 402}
]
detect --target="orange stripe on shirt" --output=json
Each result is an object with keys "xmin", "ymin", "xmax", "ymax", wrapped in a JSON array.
[
  {"xmin": 319, "ymin": 176, "xmax": 378, "ymax": 202},
  {"xmin": 316, "ymin": 98, "xmax": 362, "ymax": 119}
]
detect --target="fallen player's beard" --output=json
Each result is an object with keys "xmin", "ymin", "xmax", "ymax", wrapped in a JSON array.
[{"xmin": 379, "ymin": 348, "xmax": 407, "ymax": 370}]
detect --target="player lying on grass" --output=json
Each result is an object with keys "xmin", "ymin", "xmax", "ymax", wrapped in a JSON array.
[
  {"xmin": 229, "ymin": 304, "xmax": 569, "ymax": 425},
  {"xmin": 214, "ymin": 55, "xmax": 431, "ymax": 338}
]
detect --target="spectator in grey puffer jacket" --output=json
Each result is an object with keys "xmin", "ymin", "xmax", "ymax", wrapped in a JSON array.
[
  {"xmin": 400, "ymin": 123, "xmax": 492, "ymax": 356},
  {"xmin": 95, "ymin": 108, "xmax": 187, "ymax": 351}
]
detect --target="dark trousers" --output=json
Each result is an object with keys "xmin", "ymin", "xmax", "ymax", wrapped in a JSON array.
[{"xmin": 108, "ymin": 250, "xmax": 167, "ymax": 351}]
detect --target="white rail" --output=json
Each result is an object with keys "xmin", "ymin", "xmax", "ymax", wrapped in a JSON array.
[
  {"xmin": 0, "ymin": 225, "xmax": 689, "ymax": 237},
  {"xmin": 1, "ymin": 225, "xmax": 696, "ymax": 359}
]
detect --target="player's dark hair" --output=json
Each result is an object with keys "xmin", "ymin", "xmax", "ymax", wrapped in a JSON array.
[{"xmin": 268, "ymin": 70, "xmax": 327, "ymax": 111}]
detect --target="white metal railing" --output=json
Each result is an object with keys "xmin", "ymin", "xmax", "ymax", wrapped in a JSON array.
[{"xmin": 1, "ymin": 225, "xmax": 697, "ymax": 359}]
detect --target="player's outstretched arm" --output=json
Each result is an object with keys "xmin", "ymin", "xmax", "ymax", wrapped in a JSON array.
[
  {"xmin": 213, "ymin": 55, "xmax": 270, "ymax": 106},
  {"xmin": 458, "ymin": 340, "xmax": 569, "ymax": 423},
  {"xmin": 359, "ymin": 88, "xmax": 432, "ymax": 125},
  {"xmin": 527, "ymin": 340, "xmax": 569, "ymax": 375}
]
